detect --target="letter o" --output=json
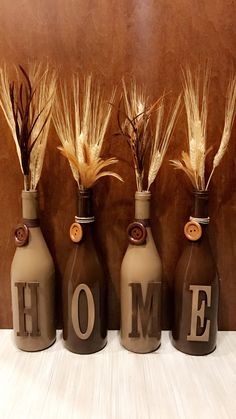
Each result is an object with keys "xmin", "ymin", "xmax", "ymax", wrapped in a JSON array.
[{"xmin": 71, "ymin": 284, "xmax": 95, "ymax": 340}]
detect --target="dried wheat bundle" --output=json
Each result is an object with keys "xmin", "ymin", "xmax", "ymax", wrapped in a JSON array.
[
  {"xmin": 119, "ymin": 79, "xmax": 181, "ymax": 191},
  {"xmin": 0, "ymin": 64, "xmax": 56, "ymax": 189},
  {"xmin": 171, "ymin": 68, "xmax": 236, "ymax": 190},
  {"xmin": 0, "ymin": 63, "xmax": 56, "ymax": 190},
  {"xmin": 53, "ymin": 74, "xmax": 123, "ymax": 189}
]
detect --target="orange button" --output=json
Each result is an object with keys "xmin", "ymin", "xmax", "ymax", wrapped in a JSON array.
[
  {"xmin": 184, "ymin": 221, "xmax": 202, "ymax": 241},
  {"xmin": 70, "ymin": 223, "xmax": 83, "ymax": 243},
  {"xmin": 15, "ymin": 224, "xmax": 29, "ymax": 247},
  {"xmin": 127, "ymin": 222, "xmax": 147, "ymax": 245}
]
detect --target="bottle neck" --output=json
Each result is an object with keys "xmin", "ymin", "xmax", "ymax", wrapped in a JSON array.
[
  {"xmin": 192, "ymin": 190, "xmax": 209, "ymax": 218},
  {"xmin": 134, "ymin": 191, "xmax": 151, "ymax": 221},
  {"xmin": 191, "ymin": 190, "xmax": 210, "ymax": 236},
  {"xmin": 22, "ymin": 190, "xmax": 39, "ymax": 220},
  {"xmin": 76, "ymin": 188, "xmax": 94, "ymax": 224}
]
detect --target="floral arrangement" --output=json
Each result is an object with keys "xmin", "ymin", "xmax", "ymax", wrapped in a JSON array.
[
  {"xmin": 118, "ymin": 79, "xmax": 181, "ymax": 191},
  {"xmin": 53, "ymin": 74, "xmax": 123, "ymax": 188},
  {"xmin": 171, "ymin": 68, "xmax": 236, "ymax": 190},
  {"xmin": 0, "ymin": 63, "xmax": 56, "ymax": 190}
]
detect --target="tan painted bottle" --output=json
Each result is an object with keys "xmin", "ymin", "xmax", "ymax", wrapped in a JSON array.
[
  {"xmin": 120, "ymin": 191, "xmax": 162, "ymax": 353},
  {"xmin": 11, "ymin": 190, "xmax": 56, "ymax": 351}
]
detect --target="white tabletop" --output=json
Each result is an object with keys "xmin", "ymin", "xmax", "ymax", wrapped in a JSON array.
[{"xmin": 0, "ymin": 330, "xmax": 235, "ymax": 419}]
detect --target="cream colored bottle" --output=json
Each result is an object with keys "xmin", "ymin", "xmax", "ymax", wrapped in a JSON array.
[
  {"xmin": 120, "ymin": 191, "xmax": 162, "ymax": 353},
  {"xmin": 11, "ymin": 190, "xmax": 56, "ymax": 351}
]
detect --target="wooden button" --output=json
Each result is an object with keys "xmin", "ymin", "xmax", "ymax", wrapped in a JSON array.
[
  {"xmin": 15, "ymin": 224, "xmax": 29, "ymax": 247},
  {"xmin": 127, "ymin": 222, "xmax": 147, "ymax": 245},
  {"xmin": 70, "ymin": 223, "xmax": 83, "ymax": 243},
  {"xmin": 184, "ymin": 221, "xmax": 202, "ymax": 241}
]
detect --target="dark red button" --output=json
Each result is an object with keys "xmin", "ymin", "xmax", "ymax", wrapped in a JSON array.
[
  {"xmin": 15, "ymin": 224, "xmax": 29, "ymax": 247},
  {"xmin": 127, "ymin": 222, "xmax": 147, "ymax": 245}
]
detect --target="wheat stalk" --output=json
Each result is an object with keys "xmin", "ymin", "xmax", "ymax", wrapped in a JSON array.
[
  {"xmin": 171, "ymin": 68, "xmax": 236, "ymax": 190},
  {"xmin": 121, "ymin": 79, "xmax": 147, "ymax": 191},
  {"xmin": 0, "ymin": 64, "xmax": 23, "ymax": 172},
  {"xmin": 120, "ymin": 79, "xmax": 156, "ymax": 191},
  {"xmin": 0, "ymin": 63, "xmax": 56, "ymax": 190},
  {"xmin": 29, "ymin": 64, "xmax": 57, "ymax": 189},
  {"xmin": 171, "ymin": 67, "xmax": 209, "ymax": 189},
  {"xmin": 120, "ymin": 79, "xmax": 179, "ymax": 191},
  {"xmin": 148, "ymin": 94, "xmax": 181, "ymax": 190},
  {"xmin": 183, "ymin": 67, "xmax": 209, "ymax": 189},
  {"xmin": 53, "ymin": 74, "xmax": 123, "ymax": 188},
  {"xmin": 206, "ymin": 76, "xmax": 236, "ymax": 189}
]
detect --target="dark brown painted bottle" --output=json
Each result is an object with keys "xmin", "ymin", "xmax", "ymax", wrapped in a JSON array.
[
  {"xmin": 171, "ymin": 190, "xmax": 219, "ymax": 355},
  {"xmin": 63, "ymin": 188, "xmax": 107, "ymax": 354}
]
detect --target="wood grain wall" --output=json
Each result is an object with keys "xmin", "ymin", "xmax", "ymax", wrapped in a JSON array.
[{"xmin": 0, "ymin": 0, "xmax": 235, "ymax": 330}]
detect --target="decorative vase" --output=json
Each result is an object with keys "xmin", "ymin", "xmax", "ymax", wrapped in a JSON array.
[
  {"xmin": 63, "ymin": 188, "xmax": 107, "ymax": 354},
  {"xmin": 171, "ymin": 190, "xmax": 219, "ymax": 355},
  {"xmin": 11, "ymin": 190, "xmax": 56, "ymax": 351},
  {"xmin": 120, "ymin": 191, "xmax": 162, "ymax": 353}
]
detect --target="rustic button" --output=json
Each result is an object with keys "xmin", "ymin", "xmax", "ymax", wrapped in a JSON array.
[
  {"xmin": 15, "ymin": 224, "xmax": 29, "ymax": 247},
  {"xmin": 70, "ymin": 223, "xmax": 83, "ymax": 243},
  {"xmin": 184, "ymin": 221, "xmax": 202, "ymax": 241},
  {"xmin": 127, "ymin": 222, "xmax": 147, "ymax": 245}
]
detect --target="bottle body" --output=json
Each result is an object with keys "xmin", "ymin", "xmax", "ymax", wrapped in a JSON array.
[
  {"xmin": 63, "ymin": 189, "xmax": 107, "ymax": 354},
  {"xmin": 172, "ymin": 191, "xmax": 219, "ymax": 355},
  {"xmin": 11, "ymin": 191, "xmax": 55, "ymax": 351},
  {"xmin": 120, "ymin": 191, "xmax": 162, "ymax": 353}
]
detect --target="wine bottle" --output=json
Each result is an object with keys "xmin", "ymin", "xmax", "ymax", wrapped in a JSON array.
[
  {"xmin": 63, "ymin": 188, "xmax": 107, "ymax": 354},
  {"xmin": 11, "ymin": 190, "xmax": 56, "ymax": 351},
  {"xmin": 120, "ymin": 191, "xmax": 162, "ymax": 353},
  {"xmin": 172, "ymin": 190, "xmax": 219, "ymax": 355}
]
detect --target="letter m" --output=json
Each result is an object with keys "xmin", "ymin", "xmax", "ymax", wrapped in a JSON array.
[{"xmin": 128, "ymin": 282, "xmax": 160, "ymax": 338}]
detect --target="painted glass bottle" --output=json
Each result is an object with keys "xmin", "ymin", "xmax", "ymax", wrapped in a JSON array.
[
  {"xmin": 11, "ymin": 190, "xmax": 56, "ymax": 351},
  {"xmin": 63, "ymin": 188, "xmax": 107, "ymax": 354},
  {"xmin": 120, "ymin": 191, "xmax": 162, "ymax": 353},
  {"xmin": 172, "ymin": 190, "xmax": 219, "ymax": 355}
]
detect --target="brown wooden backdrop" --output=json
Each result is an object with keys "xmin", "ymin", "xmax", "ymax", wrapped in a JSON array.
[{"xmin": 0, "ymin": 0, "xmax": 235, "ymax": 330}]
